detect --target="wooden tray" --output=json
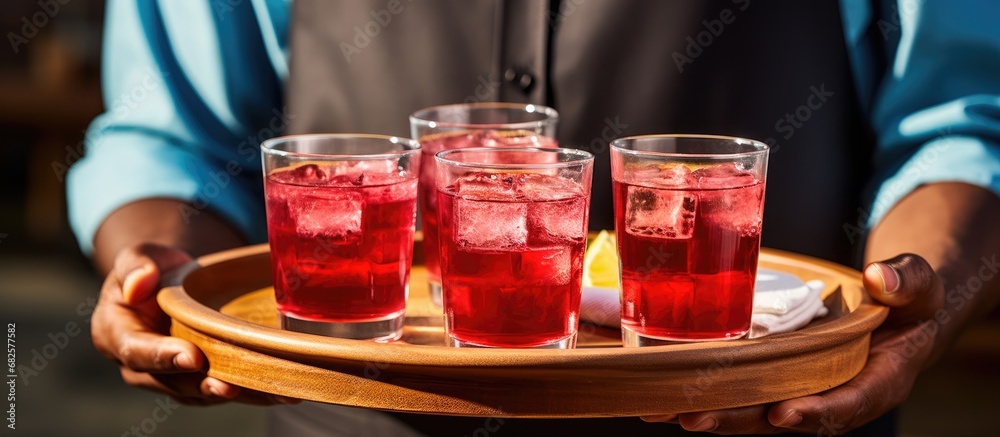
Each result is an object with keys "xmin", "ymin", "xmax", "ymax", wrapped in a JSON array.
[{"xmin": 158, "ymin": 239, "xmax": 887, "ymax": 417}]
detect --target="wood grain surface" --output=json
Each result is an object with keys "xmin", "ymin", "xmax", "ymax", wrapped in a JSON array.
[{"xmin": 158, "ymin": 240, "xmax": 888, "ymax": 417}]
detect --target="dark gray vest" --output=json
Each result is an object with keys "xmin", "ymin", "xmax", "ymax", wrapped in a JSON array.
[
  {"xmin": 286, "ymin": 0, "xmax": 875, "ymax": 267},
  {"xmin": 286, "ymin": 3, "xmax": 887, "ymax": 434}
]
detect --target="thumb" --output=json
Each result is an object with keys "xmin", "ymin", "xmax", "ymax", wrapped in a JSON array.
[
  {"xmin": 114, "ymin": 243, "xmax": 193, "ymax": 305},
  {"xmin": 862, "ymin": 253, "xmax": 942, "ymax": 322}
]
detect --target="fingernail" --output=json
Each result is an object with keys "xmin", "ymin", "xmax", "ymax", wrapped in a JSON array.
[
  {"xmin": 874, "ymin": 262, "xmax": 900, "ymax": 293},
  {"xmin": 274, "ymin": 396, "xmax": 301, "ymax": 405},
  {"xmin": 173, "ymin": 353, "xmax": 197, "ymax": 371},
  {"xmin": 122, "ymin": 264, "xmax": 154, "ymax": 302},
  {"xmin": 688, "ymin": 417, "xmax": 718, "ymax": 432},
  {"xmin": 206, "ymin": 379, "xmax": 235, "ymax": 398},
  {"xmin": 775, "ymin": 410, "xmax": 803, "ymax": 427}
]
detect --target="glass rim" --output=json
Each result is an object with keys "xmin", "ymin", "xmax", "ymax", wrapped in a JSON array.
[
  {"xmin": 610, "ymin": 134, "xmax": 769, "ymax": 160},
  {"xmin": 434, "ymin": 146, "xmax": 594, "ymax": 170},
  {"xmin": 260, "ymin": 133, "xmax": 421, "ymax": 160},
  {"xmin": 409, "ymin": 102, "xmax": 559, "ymax": 131}
]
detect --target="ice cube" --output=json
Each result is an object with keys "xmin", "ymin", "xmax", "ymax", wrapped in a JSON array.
[
  {"xmin": 453, "ymin": 172, "xmax": 520, "ymax": 200},
  {"xmin": 424, "ymin": 130, "xmax": 509, "ymax": 155},
  {"xmin": 449, "ymin": 172, "xmax": 529, "ymax": 249},
  {"xmin": 272, "ymin": 163, "xmax": 331, "ymax": 185},
  {"xmin": 333, "ymin": 160, "xmax": 396, "ymax": 179},
  {"xmin": 288, "ymin": 189, "xmax": 363, "ymax": 242},
  {"xmin": 689, "ymin": 164, "xmax": 762, "ymax": 235},
  {"xmin": 454, "ymin": 197, "xmax": 528, "ymax": 249},
  {"xmin": 516, "ymin": 245, "xmax": 573, "ymax": 286},
  {"xmin": 292, "ymin": 163, "xmax": 328, "ymax": 181},
  {"xmin": 625, "ymin": 185, "xmax": 696, "ymax": 239},
  {"xmin": 375, "ymin": 178, "xmax": 417, "ymax": 205},
  {"xmin": 471, "ymin": 130, "xmax": 556, "ymax": 149},
  {"xmin": 648, "ymin": 165, "xmax": 694, "ymax": 188},
  {"xmin": 517, "ymin": 173, "xmax": 583, "ymax": 201},
  {"xmin": 528, "ymin": 198, "xmax": 587, "ymax": 243},
  {"xmin": 498, "ymin": 173, "xmax": 585, "ymax": 243},
  {"xmin": 698, "ymin": 183, "xmax": 764, "ymax": 236},
  {"xmin": 692, "ymin": 163, "xmax": 757, "ymax": 189}
]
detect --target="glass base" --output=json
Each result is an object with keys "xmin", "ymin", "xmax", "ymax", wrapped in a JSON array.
[
  {"xmin": 279, "ymin": 311, "xmax": 405, "ymax": 342},
  {"xmin": 429, "ymin": 281, "xmax": 443, "ymax": 308},
  {"xmin": 621, "ymin": 325, "xmax": 747, "ymax": 347},
  {"xmin": 446, "ymin": 333, "xmax": 577, "ymax": 349}
]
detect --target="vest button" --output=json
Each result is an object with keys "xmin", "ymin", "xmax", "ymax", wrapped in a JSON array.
[
  {"xmin": 504, "ymin": 68, "xmax": 535, "ymax": 93},
  {"xmin": 504, "ymin": 68, "xmax": 519, "ymax": 82}
]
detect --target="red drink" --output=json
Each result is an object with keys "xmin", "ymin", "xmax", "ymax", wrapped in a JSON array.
[
  {"xmin": 438, "ymin": 171, "xmax": 588, "ymax": 347},
  {"xmin": 265, "ymin": 163, "xmax": 417, "ymax": 323},
  {"xmin": 418, "ymin": 131, "xmax": 557, "ymax": 291},
  {"xmin": 613, "ymin": 164, "xmax": 764, "ymax": 341}
]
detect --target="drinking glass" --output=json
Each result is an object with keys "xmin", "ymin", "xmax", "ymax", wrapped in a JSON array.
[
  {"xmin": 435, "ymin": 147, "xmax": 593, "ymax": 348},
  {"xmin": 610, "ymin": 135, "xmax": 768, "ymax": 346},
  {"xmin": 261, "ymin": 134, "xmax": 420, "ymax": 342},
  {"xmin": 410, "ymin": 103, "xmax": 558, "ymax": 307}
]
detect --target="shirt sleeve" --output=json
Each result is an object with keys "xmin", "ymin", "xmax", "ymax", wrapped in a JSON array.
[
  {"xmin": 67, "ymin": 0, "xmax": 288, "ymax": 254},
  {"xmin": 842, "ymin": 0, "xmax": 1000, "ymax": 227}
]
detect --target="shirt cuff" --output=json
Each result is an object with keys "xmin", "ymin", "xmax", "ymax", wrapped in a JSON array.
[
  {"xmin": 868, "ymin": 135, "xmax": 1000, "ymax": 227},
  {"xmin": 67, "ymin": 130, "xmax": 267, "ymax": 254}
]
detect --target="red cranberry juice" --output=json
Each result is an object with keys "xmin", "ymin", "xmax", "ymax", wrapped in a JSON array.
[
  {"xmin": 266, "ymin": 164, "xmax": 416, "ymax": 322},
  {"xmin": 418, "ymin": 131, "xmax": 557, "ymax": 285},
  {"xmin": 613, "ymin": 165, "xmax": 764, "ymax": 340},
  {"xmin": 438, "ymin": 172, "xmax": 587, "ymax": 347}
]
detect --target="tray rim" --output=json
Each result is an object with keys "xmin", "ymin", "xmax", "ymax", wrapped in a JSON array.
[{"xmin": 159, "ymin": 244, "xmax": 889, "ymax": 369}]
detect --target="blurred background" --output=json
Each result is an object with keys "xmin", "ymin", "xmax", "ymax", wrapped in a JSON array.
[
  {"xmin": 0, "ymin": 2, "xmax": 997, "ymax": 436},
  {"xmin": 0, "ymin": 2, "xmax": 262, "ymax": 436}
]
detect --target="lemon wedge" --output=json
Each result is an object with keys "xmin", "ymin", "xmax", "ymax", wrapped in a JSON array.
[{"xmin": 582, "ymin": 230, "xmax": 619, "ymax": 288}]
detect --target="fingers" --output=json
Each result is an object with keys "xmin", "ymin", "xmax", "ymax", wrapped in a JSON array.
[
  {"xmin": 863, "ymin": 253, "xmax": 943, "ymax": 322},
  {"xmin": 113, "ymin": 328, "xmax": 205, "ymax": 373},
  {"xmin": 93, "ymin": 275, "xmax": 205, "ymax": 373},
  {"xmin": 675, "ymin": 405, "xmax": 781, "ymax": 435},
  {"xmin": 94, "ymin": 243, "xmax": 300, "ymax": 406},
  {"xmin": 768, "ymin": 345, "xmax": 915, "ymax": 434},
  {"xmin": 121, "ymin": 369, "xmax": 300, "ymax": 406},
  {"xmin": 92, "ymin": 243, "xmax": 204, "ymax": 374},
  {"xmin": 640, "ymin": 413, "xmax": 677, "ymax": 423},
  {"xmin": 112, "ymin": 243, "xmax": 193, "ymax": 304},
  {"xmin": 121, "ymin": 368, "xmax": 234, "ymax": 400},
  {"xmin": 643, "ymin": 406, "xmax": 783, "ymax": 434},
  {"xmin": 753, "ymin": 254, "xmax": 940, "ymax": 434},
  {"xmin": 637, "ymin": 255, "xmax": 941, "ymax": 435}
]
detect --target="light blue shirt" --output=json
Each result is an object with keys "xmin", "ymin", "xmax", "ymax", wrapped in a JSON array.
[{"xmin": 68, "ymin": 0, "xmax": 1000, "ymax": 254}]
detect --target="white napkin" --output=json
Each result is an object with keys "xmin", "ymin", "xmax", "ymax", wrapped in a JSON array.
[
  {"xmin": 578, "ymin": 285, "xmax": 622, "ymax": 328},
  {"xmin": 579, "ymin": 268, "xmax": 829, "ymax": 338},
  {"xmin": 750, "ymin": 270, "xmax": 815, "ymax": 315},
  {"xmin": 749, "ymin": 275, "xmax": 828, "ymax": 338}
]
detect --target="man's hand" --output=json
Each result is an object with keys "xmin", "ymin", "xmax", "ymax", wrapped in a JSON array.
[
  {"xmin": 91, "ymin": 243, "xmax": 298, "ymax": 406},
  {"xmin": 641, "ymin": 253, "xmax": 944, "ymax": 434}
]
